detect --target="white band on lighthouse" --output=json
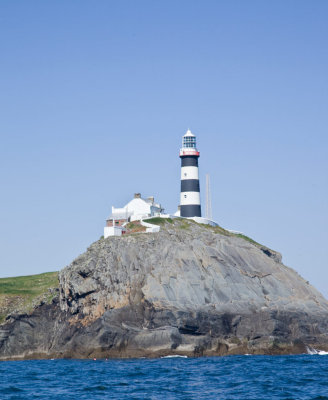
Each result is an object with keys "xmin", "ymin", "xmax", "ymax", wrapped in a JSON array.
[
  {"xmin": 180, "ymin": 191, "xmax": 201, "ymax": 205},
  {"xmin": 181, "ymin": 166, "xmax": 199, "ymax": 180}
]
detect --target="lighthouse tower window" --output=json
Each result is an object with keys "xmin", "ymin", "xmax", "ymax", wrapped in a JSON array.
[{"xmin": 183, "ymin": 136, "xmax": 196, "ymax": 148}]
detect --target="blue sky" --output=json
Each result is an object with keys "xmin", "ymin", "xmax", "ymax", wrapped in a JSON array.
[{"xmin": 1, "ymin": 1, "xmax": 327, "ymax": 297}]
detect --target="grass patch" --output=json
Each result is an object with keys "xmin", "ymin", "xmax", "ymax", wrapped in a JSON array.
[
  {"xmin": 125, "ymin": 222, "xmax": 138, "ymax": 229},
  {"xmin": 178, "ymin": 218, "xmax": 265, "ymax": 248},
  {"xmin": 143, "ymin": 217, "xmax": 173, "ymax": 225},
  {"xmin": 0, "ymin": 272, "xmax": 59, "ymax": 324},
  {"xmin": 125, "ymin": 222, "xmax": 146, "ymax": 233},
  {"xmin": 0, "ymin": 272, "xmax": 58, "ymax": 296},
  {"xmin": 193, "ymin": 221, "xmax": 261, "ymax": 244},
  {"xmin": 202, "ymin": 224, "xmax": 232, "ymax": 236},
  {"xmin": 234, "ymin": 234, "xmax": 261, "ymax": 246},
  {"xmin": 175, "ymin": 218, "xmax": 195, "ymax": 230}
]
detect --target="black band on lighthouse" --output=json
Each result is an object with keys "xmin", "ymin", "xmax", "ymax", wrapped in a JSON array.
[
  {"xmin": 181, "ymin": 179, "xmax": 200, "ymax": 192},
  {"xmin": 180, "ymin": 205, "xmax": 201, "ymax": 218},
  {"xmin": 181, "ymin": 157, "xmax": 198, "ymax": 167}
]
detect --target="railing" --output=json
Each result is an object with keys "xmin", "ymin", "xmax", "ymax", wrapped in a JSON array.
[{"xmin": 179, "ymin": 150, "xmax": 200, "ymax": 156}]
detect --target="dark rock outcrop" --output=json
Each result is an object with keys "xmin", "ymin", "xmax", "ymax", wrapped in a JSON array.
[{"xmin": 1, "ymin": 219, "xmax": 328, "ymax": 360}]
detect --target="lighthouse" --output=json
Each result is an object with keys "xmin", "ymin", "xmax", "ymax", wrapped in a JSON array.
[{"xmin": 179, "ymin": 129, "xmax": 201, "ymax": 217}]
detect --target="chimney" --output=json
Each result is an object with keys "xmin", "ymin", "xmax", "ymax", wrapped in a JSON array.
[
  {"xmin": 134, "ymin": 193, "xmax": 141, "ymax": 199},
  {"xmin": 147, "ymin": 196, "xmax": 154, "ymax": 203}
]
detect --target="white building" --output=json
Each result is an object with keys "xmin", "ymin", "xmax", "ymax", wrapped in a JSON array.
[
  {"xmin": 104, "ymin": 193, "xmax": 163, "ymax": 238},
  {"xmin": 112, "ymin": 193, "xmax": 163, "ymax": 222}
]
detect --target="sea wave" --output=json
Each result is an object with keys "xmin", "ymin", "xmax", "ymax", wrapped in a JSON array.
[{"xmin": 306, "ymin": 347, "xmax": 328, "ymax": 355}]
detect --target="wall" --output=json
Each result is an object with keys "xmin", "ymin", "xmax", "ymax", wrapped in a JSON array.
[{"xmin": 104, "ymin": 226, "xmax": 123, "ymax": 238}]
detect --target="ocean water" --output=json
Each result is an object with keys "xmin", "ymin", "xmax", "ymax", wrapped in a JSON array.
[{"xmin": 1, "ymin": 355, "xmax": 328, "ymax": 399}]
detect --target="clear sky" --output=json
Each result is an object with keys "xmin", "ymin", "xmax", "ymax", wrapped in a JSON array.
[{"xmin": 1, "ymin": 1, "xmax": 327, "ymax": 297}]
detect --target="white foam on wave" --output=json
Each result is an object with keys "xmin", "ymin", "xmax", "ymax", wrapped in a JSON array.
[{"xmin": 306, "ymin": 347, "xmax": 328, "ymax": 355}]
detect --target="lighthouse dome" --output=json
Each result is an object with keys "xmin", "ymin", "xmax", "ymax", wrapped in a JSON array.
[{"xmin": 184, "ymin": 129, "xmax": 195, "ymax": 137}]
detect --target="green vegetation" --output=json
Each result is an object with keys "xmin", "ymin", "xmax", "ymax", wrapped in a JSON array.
[
  {"xmin": 125, "ymin": 222, "xmax": 146, "ymax": 233},
  {"xmin": 201, "ymin": 224, "xmax": 231, "ymax": 236},
  {"xmin": 143, "ymin": 216, "xmax": 267, "ymax": 251},
  {"xmin": 0, "ymin": 272, "xmax": 59, "ymax": 324},
  {"xmin": 195, "ymin": 221, "xmax": 262, "ymax": 245},
  {"xmin": 126, "ymin": 222, "xmax": 141, "ymax": 229},
  {"xmin": 144, "ymin": 217, "xmax": 173, "ymax": 225},
  {"xmin": 175, "ymin": 218, "xmax": 267, "ymax": 250},
  {"xmin": 0, "ymin": 272, "xmax": 58, "ymax": 295},
  {"xmin": 174, "ymin": 218, "xmax": 191, "ymax": 230},
  {"xmin": 234, "ymin": 233, "xmax": 261, "ymax": 246}
]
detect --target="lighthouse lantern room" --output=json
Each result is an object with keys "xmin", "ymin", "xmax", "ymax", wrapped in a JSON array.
[{"xmin": 179, "ymin": 129, "xmax": 202, "ymax": 218}]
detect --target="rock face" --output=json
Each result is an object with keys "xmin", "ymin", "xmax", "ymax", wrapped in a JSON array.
[{"xmin": 1, "ymin": 219, "xmax": 328, "ymax": 359}]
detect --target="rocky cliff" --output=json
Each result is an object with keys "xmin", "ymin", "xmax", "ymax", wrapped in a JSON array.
[{"xmin": 1, "ymin": 218, "xmax": 328, "ymax": 360}]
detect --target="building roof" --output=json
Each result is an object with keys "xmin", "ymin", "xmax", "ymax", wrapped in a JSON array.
[
  {"xmin": 126, "ymin": 195, "xmax": 162, "ymax": 210},
  {"xmin": 108, "ymin": 212, "xmax": 129, "ymax": 220},
  {"xmin": 184, "ymin": 129, "xmax": 195, "ymax": 137}
]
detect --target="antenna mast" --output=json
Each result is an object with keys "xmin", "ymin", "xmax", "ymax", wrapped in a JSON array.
[{"xmin": 205, "ymin": 174, "xmax": 212, "ymax": 220}]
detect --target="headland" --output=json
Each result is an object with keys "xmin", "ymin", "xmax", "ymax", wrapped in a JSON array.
[{"xmin": 1, "ymin": 218, "xmax": 328, "ymax": 360}]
